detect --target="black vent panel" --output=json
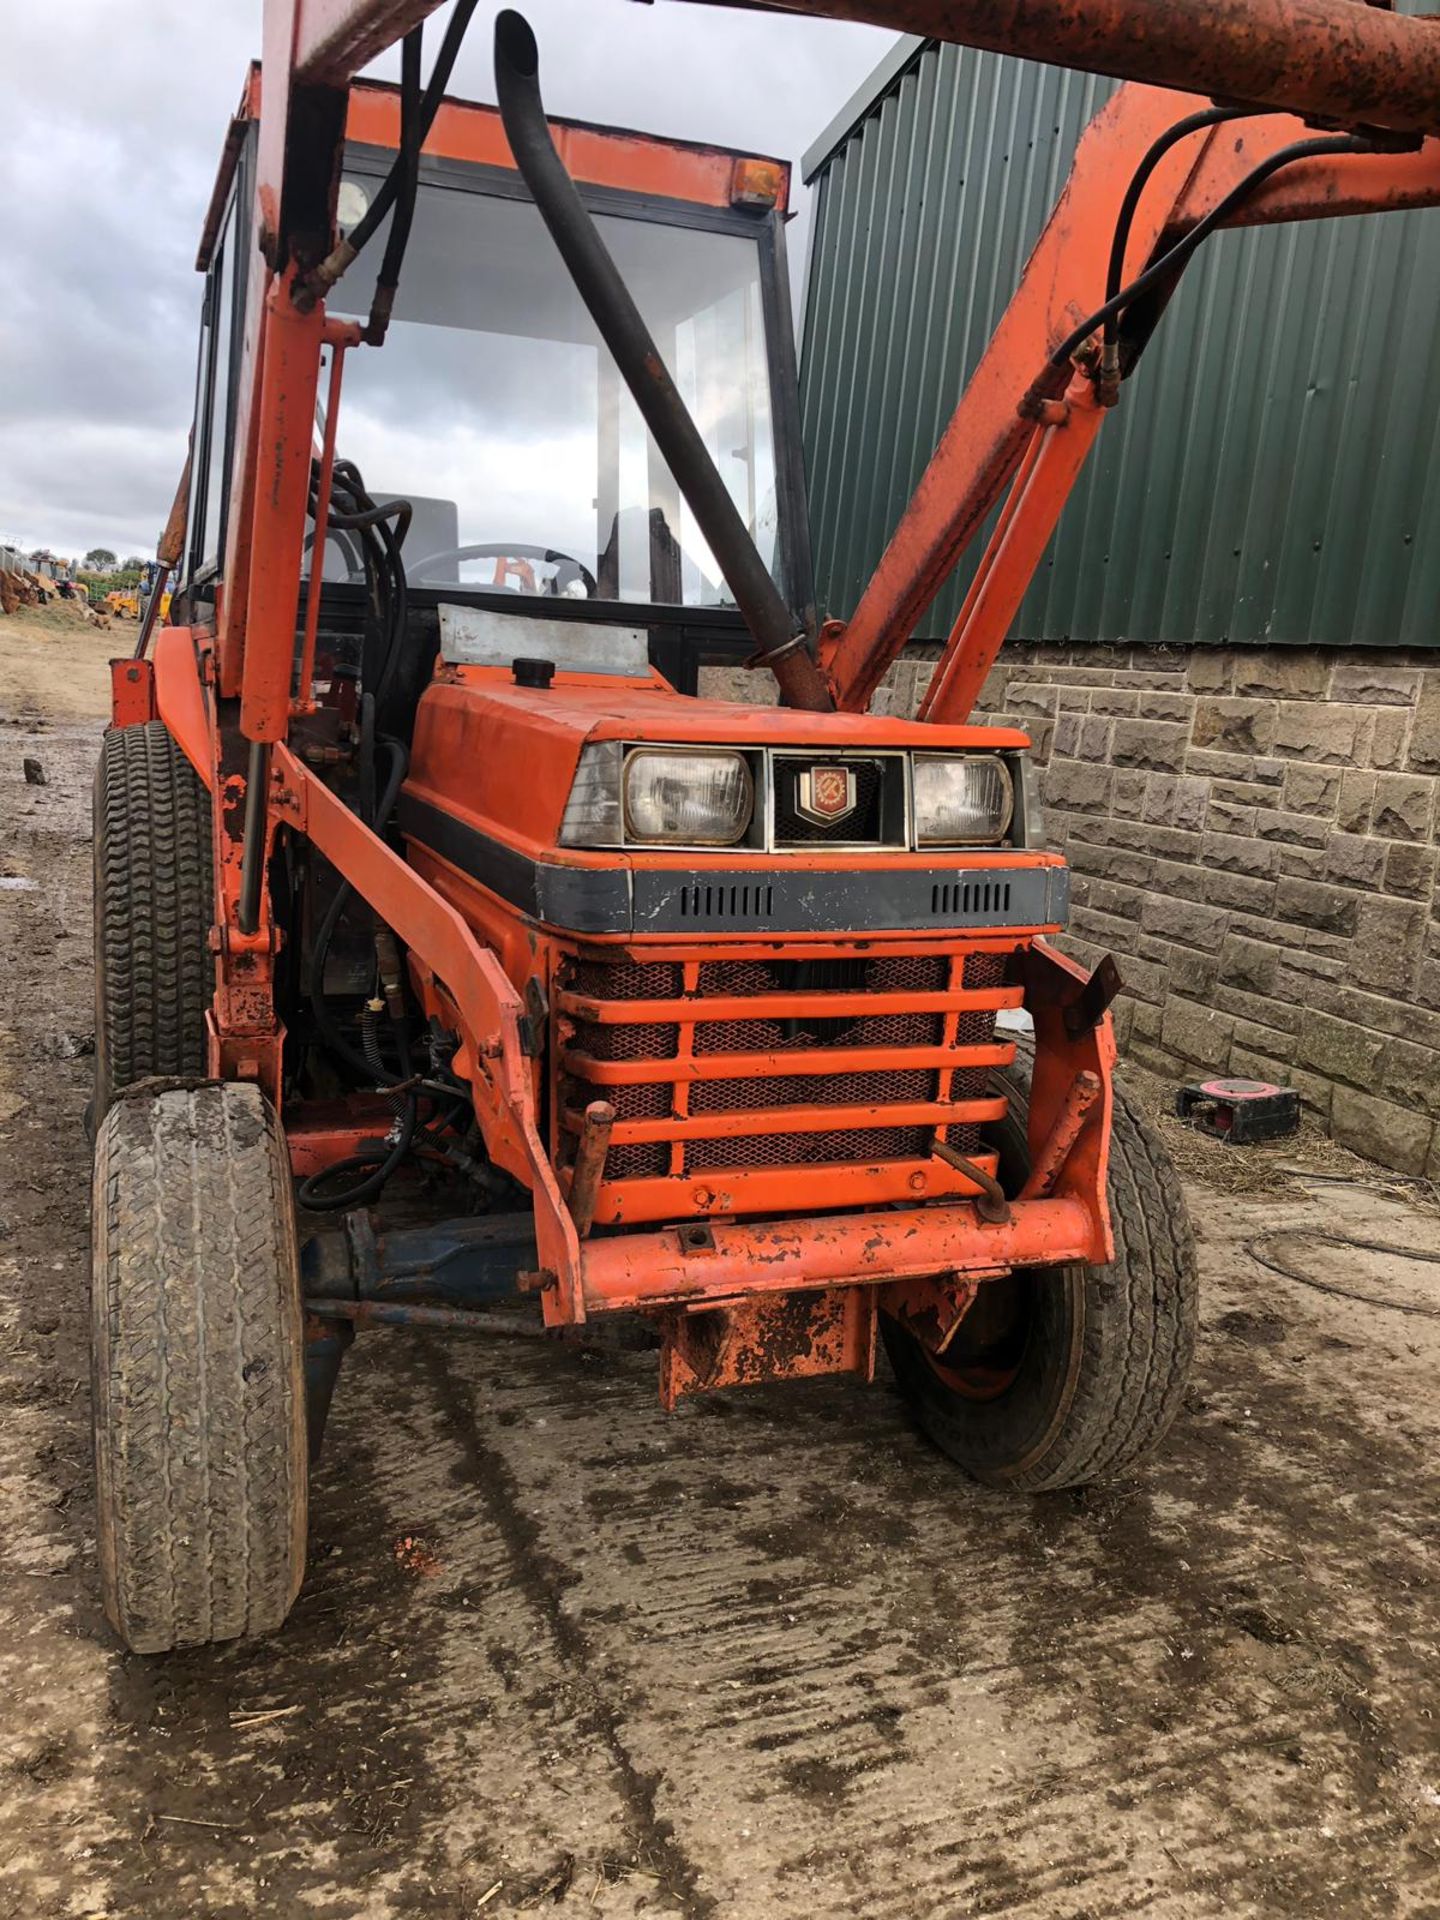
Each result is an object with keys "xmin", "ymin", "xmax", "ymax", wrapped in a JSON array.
[
  {"xmin": 932, "ymin": 879, "xmax": 1012, "ymax": 918},
  {"xmin": 678, "ymin": 881, "xmax": 775, "ymax": 923}
]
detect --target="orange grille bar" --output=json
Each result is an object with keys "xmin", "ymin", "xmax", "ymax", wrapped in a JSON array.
[
  {"xmin": 560, "ymin": 1040, "xmax": 1015, "ymax": 1086},
  {"xmin": 556, "ymin": 985, "xmax": 1024, "ymax": 1025},
  {"xmin": 562, "ymin": 1095, "xmax": 1009, "ymax": 1144}
]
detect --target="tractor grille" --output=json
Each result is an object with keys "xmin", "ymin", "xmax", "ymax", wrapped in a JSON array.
[
  {"xmin": 556, "ymin": 944, "xmax": 1021, "ymax": 1223},
  {"xmin": 772, "ymin": 758, "xmax": 887, "ymax": 845}
]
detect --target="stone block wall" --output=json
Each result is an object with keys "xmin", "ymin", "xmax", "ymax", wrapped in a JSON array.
[
  {"xmin": 977, "ymin": 644, "xmax": 1440, "ymax": 1176},
  {"xmin": 699, "ymin": 645, "xmax": 1440, "ymax": 1176}
]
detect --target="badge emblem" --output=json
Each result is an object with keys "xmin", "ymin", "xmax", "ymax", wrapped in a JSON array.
[{"xmin": 795, "ymin": 763, "xmax": 857, "ymax": 825}]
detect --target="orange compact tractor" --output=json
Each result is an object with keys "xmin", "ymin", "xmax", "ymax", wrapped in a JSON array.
[{"xmin": 91, "ymin": 0, "xmax": 1440, "ymax": 1652}]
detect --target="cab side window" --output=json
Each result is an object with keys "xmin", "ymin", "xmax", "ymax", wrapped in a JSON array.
[{"xmin": 183, "ymin": 194, "xmax": 241, "ymax": 583}]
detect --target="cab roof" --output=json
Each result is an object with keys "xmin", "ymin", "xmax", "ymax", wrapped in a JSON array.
[{"xmin": 199, "ymin": 63, "xmax": 790, "ymax": 269}]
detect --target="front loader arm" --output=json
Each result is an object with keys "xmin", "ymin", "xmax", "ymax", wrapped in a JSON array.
[{"xmin": 818, "ymin": 86, "xmax": 1440, "ymax": 721}]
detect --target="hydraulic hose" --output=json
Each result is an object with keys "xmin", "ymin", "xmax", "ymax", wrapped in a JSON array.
[
  {"xmin": 308, "ymin": 734, "xmax": 408, "ymax": 1083},
  {"xmin": 1086, "ymin": 104, "xmax": 1260, "ymax": 403},
  {"xmin": 364, "ymin": 26, "xmax": 423, "ymax": 344},
  {"xmin": 298, "ymin": 0, "xmax": 480, "ymax": 308},
  {"xmin": 1045, "ymin": 132, "xmax": 1383, "ymax": 383},
  {"xmin": 492, "ymin": 9, "xmax": 833, "ymax": 712}
]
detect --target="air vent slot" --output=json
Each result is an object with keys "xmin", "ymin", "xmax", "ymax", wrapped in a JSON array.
[
  {"xmin": 931, "ymin": 879, "xmax": 1012, "ymax": 918},
  {"xmin": 679, "ymin": 882, "xmax": 775, "ymax": 922}
]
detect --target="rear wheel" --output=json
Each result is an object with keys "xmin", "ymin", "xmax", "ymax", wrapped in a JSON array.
[
  {"xmin": 882, "ymin": 1044, "xmax": 1197, "ymax": 1491},
  {"xmin": 93, "ymin": 721, "xmax": 213, "ymax": 1119},
  {"xmin": 91, "ymin": 1080, "xmax": 308, "ymax": 1652}
]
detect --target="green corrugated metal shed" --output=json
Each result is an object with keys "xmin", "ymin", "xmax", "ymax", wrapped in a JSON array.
[{"xmin": 799, "ymin": 32, "xmax": 1440, "ymax": 649}]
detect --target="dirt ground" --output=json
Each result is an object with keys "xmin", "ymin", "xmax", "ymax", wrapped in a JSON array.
[{"xmin": 2, "ymin": 611, "xmax": 1439, "ymax": 1919}]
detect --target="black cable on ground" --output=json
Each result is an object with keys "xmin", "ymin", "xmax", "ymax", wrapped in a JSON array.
[{"xmin": 1247, "ymin": 1231, "xmax": 1440, "ymax": 1319}]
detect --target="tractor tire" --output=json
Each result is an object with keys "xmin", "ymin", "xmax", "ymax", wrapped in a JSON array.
[
  {"xmin": 91, "ymin": 1080, "xmax": 308, "ymax": 1653},
  {"xmin": 93, "ymin": 721, "xmax": 213, "ymax": 1119},
  {"xmin": 882, "ymin": 1041, "xmax": 1197, "ymax": 1492}
]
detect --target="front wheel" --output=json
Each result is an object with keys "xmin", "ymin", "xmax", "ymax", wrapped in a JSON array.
[
  {"xmin": 91, "ymin": 1080, "xmax": 308, "ymax": 1652},
  {"xmin": 882, "ymin": 1044, "xmax": 1197, "ymax": 1492}
]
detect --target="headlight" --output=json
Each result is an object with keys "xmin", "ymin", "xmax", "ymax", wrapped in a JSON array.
[
  {"xmin": 624, "ymin": 749, "xmax": 752, "ymax": 845},
  {"xmin": 913, "ymin": 754, "xmax": 1013, "ymax": 846}
]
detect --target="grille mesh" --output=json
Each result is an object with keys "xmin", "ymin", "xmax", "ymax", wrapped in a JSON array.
[
  {"xmin": 772, "ymin": 759, "xmax": 885, "ymax": 844},
  {"xmin": 559, "ymin": 948, "xmax": 1010, "ymax": 1185}
]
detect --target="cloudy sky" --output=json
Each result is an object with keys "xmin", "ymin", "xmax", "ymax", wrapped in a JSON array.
[{"xmin": 0, "ymin": 0, "xmax": 893, "ymax": 563}]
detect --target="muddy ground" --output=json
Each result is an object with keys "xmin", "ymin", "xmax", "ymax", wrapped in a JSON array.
[{"xmin": 1, "ymin": 612, "xmax": 1438, "ymax": 1918}]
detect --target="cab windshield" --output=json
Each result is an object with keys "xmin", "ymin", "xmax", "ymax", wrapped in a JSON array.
[{"xmin": 324, "ymin": 164, "xmax": 783, "ymax": 609}]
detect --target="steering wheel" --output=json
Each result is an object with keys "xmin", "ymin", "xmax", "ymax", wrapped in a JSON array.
[{"xmin": 411, "ymin": 542, "xmax": 598, "ymax": 598}]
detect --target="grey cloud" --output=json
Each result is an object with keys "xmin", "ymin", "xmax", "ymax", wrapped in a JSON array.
[{"xmin": 0, "ymin": 1, "xmax": 889, "ymax": 559}]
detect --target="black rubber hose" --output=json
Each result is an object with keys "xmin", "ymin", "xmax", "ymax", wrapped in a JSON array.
[
  {"xmin": 492, "ymin": 9, "xmax": 833, "ymax": 713},
  {"xmin": 340, "ymin": 0, "xmax": 479, "ymax": 262},
  {"xmin": 364, "ymin": 26, "xmax": 424, "ymax": 344},
  {"xmin": 1046, "ymin": 132, "xmax": 1380, "ymax": 377},
  {"xmin": 308, "ymin": 737, "xmax": 408, "ymax": 1082},
  {"xmin": 297, "ymin": 1102, "xmax": 419, "ymax": 1213},
  {"xmin": 1102, "ymin": 106, "xmax": 1258, "ymax": 348}
]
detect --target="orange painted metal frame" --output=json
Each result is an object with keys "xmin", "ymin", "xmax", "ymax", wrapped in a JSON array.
[{"xmin": 821, "ymin": 88, "xmax": 1440, "ymax": 718}]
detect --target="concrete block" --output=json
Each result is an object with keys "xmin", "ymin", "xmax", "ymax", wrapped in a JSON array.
[
  {"xmin": 1270, "ymin": 702, "xmax": 1362, "ymax": 764},
  {"xmin": 1331, "ymin": 1087, "xmax": 1433, "ymax": 1176},
  {"xmin": 1273, "ymin": 876, "xmax": 1359, "ymax": 937},
  {"xmin": 1282, "ymin": 763, "xmax": 1341, "ymax": 816},
  {"xmin": 1112, "ymin": 719, "xmax": 1188, "ymax": 772},
  {"xmin": 1371, "ymin": 773, "xmax": 1434, "ymax": 841},
  {"xmin": 1192, "ymin": 699, "xmax": 1276, "ymax": 755},
  {"xmin": 1160, "ymin": 996, "xmax": 1235, "ymax": 1067},
  {"xmin": 1335, "ymin": 768, "xmax": 1377, "ymax": 835},
  {"xmin": 1233, "ymin": 651, "xmax": 1333, "ymax": 700},
  {"xmin": 1295, "ymin": 1013, "xmax": 1384, "ymax": 1087}
]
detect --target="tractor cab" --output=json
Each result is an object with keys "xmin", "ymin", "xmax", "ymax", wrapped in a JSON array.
[{"xmin": 186, "ymin": 68, "xmax": 812, "ymax": 691}]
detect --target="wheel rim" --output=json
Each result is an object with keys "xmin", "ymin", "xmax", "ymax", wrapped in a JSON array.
[{"xmin": 922, "ymin": 1269, "xmax": 1037, "ymax": 1400}]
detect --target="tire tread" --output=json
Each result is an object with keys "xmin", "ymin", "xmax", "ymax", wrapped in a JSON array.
[{"xmin": 92, "ymin": 1081, "xmax": 307, "ymax": 1653}]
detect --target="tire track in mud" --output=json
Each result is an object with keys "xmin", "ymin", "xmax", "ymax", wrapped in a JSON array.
[{"xmin": 416, "ymin": 1336, "xmax": 716, "ymax": 1916}]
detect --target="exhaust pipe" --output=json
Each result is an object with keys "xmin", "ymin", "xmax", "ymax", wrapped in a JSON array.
[{"xmin": 493, "ymin": 10, "xmax": 834, "ymax": 712}]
